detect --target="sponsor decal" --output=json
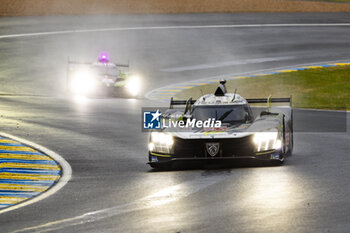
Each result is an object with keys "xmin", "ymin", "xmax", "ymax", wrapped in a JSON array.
[
  {"xmin": 206, "ymin": 143, "xmax": 220, "ymax": 157},
  {"xmin": 142, "ymin": 108, "xmax": 222, "ymax": 131},
  {"xmin": 143, "ymin": 110, "xmax": 161, "ymax": 129},
  {"xmin": 162, "ymin": 118, "xmax": 221, "ymax": 129},
  {"xmin": 201, "ymin": 126, "xmax": 227, "ymax": 132}
]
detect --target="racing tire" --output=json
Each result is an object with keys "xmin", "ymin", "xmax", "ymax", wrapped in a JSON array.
[
  {"xmin": 286, "ymin": 131, "xmax": 294, "ymax": 156},
  {"xmin": 286, "ymin": 110, "xmax": 294, "ymax": 156}
]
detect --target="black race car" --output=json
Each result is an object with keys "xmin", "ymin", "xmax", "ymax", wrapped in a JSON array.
[{"xmin": 148, "ymin": 80, "xmax": 293, "ymax": 168}]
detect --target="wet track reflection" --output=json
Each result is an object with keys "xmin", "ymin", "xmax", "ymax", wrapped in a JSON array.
[{"xmin": 0, "ymin": 13, "xmax": 350, "ymax": 233}]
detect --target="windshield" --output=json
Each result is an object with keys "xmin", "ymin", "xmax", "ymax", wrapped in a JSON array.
[
  {"xmin": 191, "ymin": 104, "xmax": 253, "ymax": 125},
  {"xmin": 92, "ymin": 65, "xmax": 120, "ymax": 76}
]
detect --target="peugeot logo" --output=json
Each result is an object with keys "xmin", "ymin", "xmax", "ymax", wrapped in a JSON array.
[{"xmin": 206, "ymin": 143, "xmax": 220, "ymax": 157}]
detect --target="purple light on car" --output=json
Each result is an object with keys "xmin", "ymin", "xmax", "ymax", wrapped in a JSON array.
[{"xmin": 99, "ymin": 52, "xmax": 109, "ymax": 63}]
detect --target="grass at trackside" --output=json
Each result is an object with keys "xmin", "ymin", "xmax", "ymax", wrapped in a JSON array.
[
  {"xmin": 175, "ymin": 65, "xmax": 350, "ymax": 110},
  {"xmin": 301, "ymin": 0, "xmax": 350, "ymax": 2},
  {"xmin": 315, "ymin": 0, "xmax": 350, "ymax": 2}
]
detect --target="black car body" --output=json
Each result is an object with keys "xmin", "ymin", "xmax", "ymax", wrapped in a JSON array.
[{"xmin": 147, "ymin": 81, "xmax": 293, "ymax": 168}]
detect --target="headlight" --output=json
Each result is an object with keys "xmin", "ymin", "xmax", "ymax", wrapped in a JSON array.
[
  {"xmin": 149, "ymin": 132, "xmax": 174, "ymax": 154},
  {"xmin": 148, "ymin": 142, "xmax": 155, "ymax": 151},
  {"xmin": 150, "ymin": 132, "xmax": 174, "ymax": 146},
  {"xmin": 125, "ymin": 75, "xmax": 141, "ymax": 97},
  {"xmin": 70, "ymin": 70, "xmax": 96, "ymax": 95},
  {"xmin": 253, "ymin": 129, "xmax": 281, "ymax": 152}
]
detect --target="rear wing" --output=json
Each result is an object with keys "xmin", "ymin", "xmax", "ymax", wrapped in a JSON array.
[
  {"xmin": 114, "ymin": 62, "xmax": 130, "ymax": 68},
  {"xmin": 170, "ymin": 96, "xmax": 292, "ymax": 108},
  {"xmin": 68, "ymin": 60, "xmax": 90, "ymax": 66},
  {"xmin": 246, "ymin": 96, "xmax": 292, "ymax": 107},
  {"xmin": 170, "ymin": 97, "xmax": 196, "ymax": 107},
  {"xmin": 169, "ymin": 97, "xmax": 195, "ymax": 114},
  {"xmin": 67, "ymin": 57, "xmax": 130, "ymax": 68}
]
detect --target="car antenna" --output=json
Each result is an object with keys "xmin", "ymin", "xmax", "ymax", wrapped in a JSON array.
[{"xmin": 232, "ymin": 88, "xmax": 237, "ymax": 102}]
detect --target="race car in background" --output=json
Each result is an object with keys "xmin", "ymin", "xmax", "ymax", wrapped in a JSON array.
[
  {"xmin": 67, "ymin": 53, "xmax": 142, "ymax": 97},
  {"xmin": 148, "ymin": 80, "xmax": 293, "ymax": 169}
]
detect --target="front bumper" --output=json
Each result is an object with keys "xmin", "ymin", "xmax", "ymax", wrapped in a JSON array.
[{"xmin": 148, "ymin": 150, "xmax": 283, "ymax": 167}]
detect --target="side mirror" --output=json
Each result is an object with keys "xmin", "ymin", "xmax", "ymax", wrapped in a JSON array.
[
  {"xmin": 260, "ymin": 111, "xmax": 278, "ymax": 117},
  {"xmin": 260, "ymin": 111, "xmax": 269, "ymax": 116},
  {"xmin": 244, "ymin": 114, "xmax": 249, "ymax": 123}
]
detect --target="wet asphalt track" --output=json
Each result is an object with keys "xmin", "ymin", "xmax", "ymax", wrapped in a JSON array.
[{"xmin": 0, "ymin": 13, "xmax": 349, "ymax": 233}]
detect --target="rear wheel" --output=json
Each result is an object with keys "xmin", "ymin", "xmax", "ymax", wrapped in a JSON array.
[
  {"xmin": 287, "ymin": 110, "xmax": 294, "ymax": 156},
  {"xmin": 286, "ymin": 131, "xmax": 294, "ymax": 156}
]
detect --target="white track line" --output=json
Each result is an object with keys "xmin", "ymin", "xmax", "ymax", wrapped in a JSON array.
[
  {"xmin": 0, "ymin": 132, "xmax": 72, "ymax": 215},
  {"xmin": 160, "ymin": 56, "xmax": 295, "ymax": 72},
  {"xmin": 1, "ymin": 23, "xmax": 350, "ymax": 39}
]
